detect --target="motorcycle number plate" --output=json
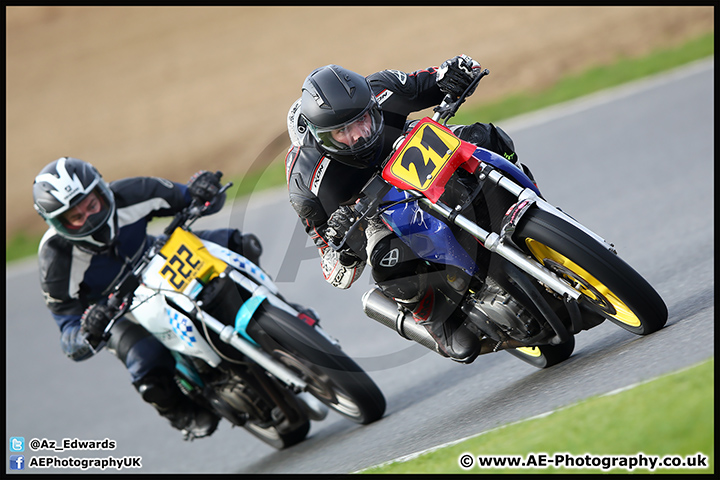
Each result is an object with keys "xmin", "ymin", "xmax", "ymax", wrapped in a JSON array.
[
  {"xmin": 158, "ymin": 228, "xmax": 227, "ymax": 292},
  {"xmin": 382, "ymin": 118, "xmax": 477, "ymax": 203}
]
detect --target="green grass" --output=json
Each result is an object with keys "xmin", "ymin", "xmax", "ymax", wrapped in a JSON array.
[
  {"xmin": 452, "ymin": 31, "xmax": 715, "ymax": 126},
  {"xmin": 7, "ymin": 32, "xmax": 714, "ymax": 264},
  {"xmin": 227, "ymin": 156, "xmax": 288, "ymax": 200},
  {"xmin": 359, "ymin": 358, "xmax": 714, "ymax": 474},
  {"xmin": 6, "ymin": 231, "xmax": 45, "ymax": 263}
]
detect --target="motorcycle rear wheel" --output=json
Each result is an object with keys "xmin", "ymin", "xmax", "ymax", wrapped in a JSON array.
[
  {"xmin": 252, "ymin": 304, "xmax": 386, "ymax": 425},
  {"xmin": 243, "ymin": 418, "xmax": 310, "ymax": 450},
  {"xmin": 514, "ymin": 208, "xmax": 667, "ymax": 335},
  {"xmin": 505, "ymin": 337, "xmax": 575, "ymax": 369}
]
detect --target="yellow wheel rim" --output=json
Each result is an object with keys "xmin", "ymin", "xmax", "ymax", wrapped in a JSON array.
[
  {"xmin": 516, "ymin": 346, "xmax": 542, "ymax": 357},
  {"xmin": 526, "ymin": 239, "xmax": 640, "ymax": 327}
]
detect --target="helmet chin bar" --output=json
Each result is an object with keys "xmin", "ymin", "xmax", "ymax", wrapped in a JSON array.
[
  {"xmin": 351, "ymin": 136, "xmax": 370, "ymax": 151},
  {"xmin": 329, "ymin": 137, "xmax": 385, "ymax": 170}
]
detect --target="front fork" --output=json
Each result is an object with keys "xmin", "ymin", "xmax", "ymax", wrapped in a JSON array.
[{"xmin": 419, "ymin": 194, "xmax": 582, "ymax": 302}]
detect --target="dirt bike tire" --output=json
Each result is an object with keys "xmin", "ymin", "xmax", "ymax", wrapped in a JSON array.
[
  {"xmin": 505, "ymin": 337, "xmax": 575, "ymax": 369},
  {"xmin": 251, "ymin": 304, "xmax": 386, "ymax": 425},
  {"xmin": 513, "ymin": 208, "xmax": 668, "ymax": 335}
]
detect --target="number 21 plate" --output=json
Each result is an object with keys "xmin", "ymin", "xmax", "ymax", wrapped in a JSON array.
[{"xmin": 382, "ymin": 118, "xmax": 476, "ymax": 203}]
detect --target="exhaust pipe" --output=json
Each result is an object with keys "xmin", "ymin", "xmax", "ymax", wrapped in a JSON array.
[
  {"xmin": 363, "ymin": 288, "xmax": 528, "ymax": 358},
  {"xmin": 361, "ymin": 288, "xmax": 445, "ymax": 356}
]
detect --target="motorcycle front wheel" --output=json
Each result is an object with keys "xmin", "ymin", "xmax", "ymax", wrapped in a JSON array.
[
  {"xmin": 251, "ymin": 304, "xmax": 386, "ymax": 425},
  {"xmin": 513, "ymin": 208, "xmax": 668, "ymax": 335}
]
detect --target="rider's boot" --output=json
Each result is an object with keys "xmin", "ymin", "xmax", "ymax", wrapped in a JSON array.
[
  {"xmin": 402, "ymin": 288, "xmax": 481, "ymax": 363},
  {"xmin": 133, "ymin": 370, "xmax": 220, "ymax": 440}
]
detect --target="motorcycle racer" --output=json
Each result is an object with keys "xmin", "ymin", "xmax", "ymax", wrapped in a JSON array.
[
  {"xmin": 285, "ymin": 55, "xmax": 522, "ymax": 363},
  {"xmin": 33, "ymin": 157, "xmax": 264, "ymax": 440}
]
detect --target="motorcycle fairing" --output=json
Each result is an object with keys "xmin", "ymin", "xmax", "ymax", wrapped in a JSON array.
[
  {"xmin": 131, "ymin": 281, "xmax": 223, "ymax": 367},
  {"xmin": 158, "ymin": 228, "xmax": 228, "ymax": 293},
  {"xmin": 471, "ymin": 146, "xmax": 542, "ymax": 196},
  {"xmin": 172, "ymin": 350, "xmax": 205, "ymax": 388},
  {"xmin": 203, "ymin": 240, "xmax": 280, "ymax": 296},
  {"xmin": 379, "ymin": 187, "xmax": 478, "ymax": 276}
]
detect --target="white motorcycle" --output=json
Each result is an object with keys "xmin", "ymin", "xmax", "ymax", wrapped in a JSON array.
[{"xmin": 97, "ymin": 180, "xmax": 386, "ymax": 448}]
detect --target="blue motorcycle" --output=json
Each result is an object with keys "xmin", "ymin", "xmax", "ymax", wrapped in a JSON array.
[{"xmin": 333, "ymin": 69, "xmax": 667, "ymax": 368}]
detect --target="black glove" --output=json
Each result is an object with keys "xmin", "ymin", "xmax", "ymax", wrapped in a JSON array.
[
  {"xmin": 325, "ymin": 205, "xmax": 357, "ymax": 247},
  {"xmin": 80, "ymin": 303, "xmax": 114, "ymax": 347},
  {"xmin": 187, "ymin": 170, "xmax": 223, "ymax": 203},
  {"xmin": 436, "ymin": 54, "xmax": 482, "ymax": 98}
]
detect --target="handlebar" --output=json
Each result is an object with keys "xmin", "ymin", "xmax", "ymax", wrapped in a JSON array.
[
  {"xmin": 432, "ymin": 68, "xmax": 489, "ymax": 124},
  {"xmin": 163, "ymin": 180, "xmax": 233, "ymax": 236}
]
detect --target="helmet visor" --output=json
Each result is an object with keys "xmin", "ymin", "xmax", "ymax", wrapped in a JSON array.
[
  {"xmin": 48, "ymin": 184, "xmax": 114, "ymax": 240},
  {"xmin": 311, "ymin": 104, "xmax": 384, "ymax": 156}
]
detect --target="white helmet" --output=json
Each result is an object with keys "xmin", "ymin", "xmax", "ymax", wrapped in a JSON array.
[{"xmin": 33, "ymin": 157, "xmax": 116, "ymax": 252}]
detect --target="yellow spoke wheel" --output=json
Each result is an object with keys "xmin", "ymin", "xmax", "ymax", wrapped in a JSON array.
[
  {"xmin": 513, "ymin": 208, "xmax": 667, "ymax": 336},
  {"xmin": 526, "ymin": 240, "xmax": 641, "ymax": 327}
]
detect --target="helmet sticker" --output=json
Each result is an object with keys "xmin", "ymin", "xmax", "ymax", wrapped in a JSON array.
[{"xmin": 34, "ymin": 157, "xmax": 97, "ymax": 213}]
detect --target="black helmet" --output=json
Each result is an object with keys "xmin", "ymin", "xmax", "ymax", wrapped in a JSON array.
[
  {"xmin": 300, "ymin": 65, "xmax": 384, "ymax": 169},
  {"xmin": 33, "ymin": 157, "xmax": 117, "ymax": 253}
]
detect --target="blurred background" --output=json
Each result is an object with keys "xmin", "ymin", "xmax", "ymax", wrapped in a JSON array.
[{"xmin": 6, "ymin": 6, "xmax": 713, "ymax": 241}]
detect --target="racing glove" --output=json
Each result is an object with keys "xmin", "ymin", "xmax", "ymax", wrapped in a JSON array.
[
  {"xmin": 436, "ymin": 54, "xmax": 482, "ymax": 98},
  {"xmin": 80, "ymin": 303, "xmax": 114, "ymax": 348},
  {"xmin": 325, "ymin": 206, "xmax": 356, "ymax": 243},
  {"xmin": 325, "ymin": 205, "xmax": 366, "ymax": 265},
  {"xmin": 320, "ymin": 246, "xmax": 365, "ymax": 289},
  {"xmin": 187, "ymin": 170, "xmax": 223, "ymax": 203}
]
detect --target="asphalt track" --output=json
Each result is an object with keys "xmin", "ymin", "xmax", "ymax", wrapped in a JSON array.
[{"xmin": 5, "ymin": 58, "xmax": 714, "ymax": 474}]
